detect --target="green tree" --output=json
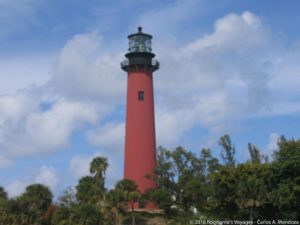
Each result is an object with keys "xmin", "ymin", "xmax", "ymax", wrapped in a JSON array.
[
  {"xmin": 235, "ymin": 163, "xmax": 268, "ymax": 220},
  {"xmin": 69, "ymin": 203, "xmax": 104, "ymax": 225},
  {"xmin": 106, "ymin": 189, "xmax": 125, "ymax": 225},
  {"xmin": 19, "ymin": 183, "xmax": 53, "ymax": 214},
  {"xmin": 248, "ymin": 143, "xmax": 268, "ymax": 164},
  {"xmin": 90, "ymin": 157, "xmax": 108, "ymax": 190},
  {"xmin": 156, "ymin": 146, "xmax": 214, "ymax": 216},
  {"xmin": 248, "ymin": 143, "xmax": 261, "ymax": 164},
  {"xmin": 16, "ymin": 183, "xmax": 53, "ymax": 224},
  {"xmin": 267, "ymin": 136, "xmax": 300, "ymax": 219},
  {"xmin": 219, "ymin": 134, "xmax": 236, "ymax": 167},
  {"xmin": 51, "ymin": 206, "xmax": 71, "ymax": 225},
  {"xmin": 209, "ymin": 166, "xmax": 238, "ymax": 219},
  {"xmin": 115, "ymin": 179, "xmax": 139, "ymax": 225},
  {"xmin": 0, "ymin": 188, "xmax": 51, "ymax": 225},
  {"xmin": 52, "ymin": 203, "xmax": 104, "ymax": 225},
  {"xmin": 156, "ymin": 146, "xmax": 176, "ymax": 192},
  {"xmin": 76, "ymin": 176, "xmax": 103, "ymax": 204},
  {"xmin": 142, "ymin": 188, "xmax": 173, "ymax": 216}
]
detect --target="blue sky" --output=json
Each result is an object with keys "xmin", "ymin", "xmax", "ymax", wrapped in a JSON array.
[{"xmin": 0, "ymin": 0, "xmax": 300, "ymax": 199}]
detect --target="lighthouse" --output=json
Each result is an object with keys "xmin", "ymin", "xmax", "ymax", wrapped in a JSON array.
[{"xmin": 121, "ymin": 27, "xmax": 159, "ymax": 209}]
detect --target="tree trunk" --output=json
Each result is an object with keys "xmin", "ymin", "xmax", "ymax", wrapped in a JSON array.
[
  {"xmin": 115, "ymin": 210, "xmax": 118, "ymax": 225},
  {"xmin": 131, "ymin": 203, "xmax": 135, "ymax": 225}
]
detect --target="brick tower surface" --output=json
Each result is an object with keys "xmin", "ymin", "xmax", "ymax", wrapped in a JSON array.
[{"xmin": 121, "ymin": 27, "xmax": 159, "ymax": 209}]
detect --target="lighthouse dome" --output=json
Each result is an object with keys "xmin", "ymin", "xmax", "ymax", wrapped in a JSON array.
[{"xmin": 128, "ymin": 27, "xmax": 152, "ymax": 53}]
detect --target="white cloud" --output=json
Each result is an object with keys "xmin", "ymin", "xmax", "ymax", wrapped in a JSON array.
[
  {"xmin": 68, "ymin": 154, "xmax": 94, "ymax": 178},
  {"xmin": 0, "ymin": 96, "xmax": 99, "ymax": 156},
  {"xmin": 87, "ymin": 122, "xmax": 125, "ymax": 152},
  {"xmin": 153, "ymin": 11, "xmax": 274, "ymax": 146},
  {"xmin": 0, "ymin": 92, "xmax": 39, "ymax": 124},
  {"xmin": 48, "ymin": 32, "xmax": 126, "ymax": 104},
  {"xmin": 0, "ymin": 32, "xmax": 124, "ymax": 158},
  {"xmin": 33, "ymin": 166, "xmax": 58, "ymax": 191},
  {"xmin": 6, "ymin": 180, "xmax": 27, "ymax": 197},
  {"xmin": 187, "ymin": 11, "xmax": 269, "ymax": 52}
]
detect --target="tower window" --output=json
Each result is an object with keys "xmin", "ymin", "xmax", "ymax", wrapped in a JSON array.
[{"xmin": 138, "ymin": 91, "xmax": 144, "ymax": 101}]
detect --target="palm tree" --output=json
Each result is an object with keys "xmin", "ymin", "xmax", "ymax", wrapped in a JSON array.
[
  {"xmin": 76, "ymin": 176, "xmax": 103, "ymax": 204},
  {"xmin": 18, "ymin": 183, "xmax": 53, "ymax": 224},
  {"xmin": 106, "ymin": 189, "xmax": 126, "ymax": 225},
  {"xmin": 90, "ymin": 157, "xmax": 108, "ymax": 189},
  {"xmin": 115, "ymin": 179, "xmax": 139, "ymax": 225},
  {"xmin": 20, "ymin": 184, "xmax": 53, "ymax": 214},
  {"xmin": 69, "ymin": 204, "xmax": 104, "ymax": 225},
  {"xmin": 235, "ymin": 163, "xmax": 267, "ymax": 220}
]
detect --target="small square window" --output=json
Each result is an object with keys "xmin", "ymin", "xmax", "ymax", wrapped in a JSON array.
[{"xmin": 138, "ymin": 91, "xmax": 144, "ymax": 101}]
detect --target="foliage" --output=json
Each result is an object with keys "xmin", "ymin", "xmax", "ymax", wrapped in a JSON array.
[
  {"xmin": 1, "ymin": 135, "xmax": 299, "ymax": 224},
  {"xmin": 267, "ymin": 136, "xmax": 300, "ymax": 220},
  {"xmin": 0, "ymin": 184, "xmax": 53, "ymax": 225},
  {"xmin": 235, "ymin": 163, "xmax": 268, "ymax": 220},
  {"xmin": 19, "ymin": 183, "xmax": 53, "ymax": 214},
  {"xmin": 51, "ymin": 204, "xmax": 104, "ymax": 225},
  {"xmin": 69, "ymin": 203, "xmax": 104, "ymax": 225},
  {"xmin": 76, "ymin": 176, "xmax": 103, "ymax": 204},
  {"xmin": 51, "ymin": 206, "xmax": 71, "ymax": 225},
  {"xmin": 115, "ymin": 179, "xmax": 139, "ymax": 225},
  {"xmin": 209, "ymin": 165, "xmax": 239, "ymax": 218},
  {"xmin": 90, "ymin": 157, "xmax": 109, "ymax": 190},
  {"xmin": 219, "ymin": 134, "xmax": 236, "ymax": 167}
]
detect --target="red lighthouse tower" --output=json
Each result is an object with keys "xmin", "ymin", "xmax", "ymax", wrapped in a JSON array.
[{"xmin": 121, "ymin": 27, "xmax": 159, "ymax": 209}]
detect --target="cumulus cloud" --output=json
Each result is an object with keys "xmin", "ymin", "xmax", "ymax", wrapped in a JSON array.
[
  {"xmin": 185, "ymin": 11, "xmax": 269, "ymax": 52},
  {"xmin": 68, "ymin": 154, "xmax": 93, "ymax": 178},
  {"xmin": 87, "ymin": 122, "xmax": 125, "ymax": 152},
  {"xmin": 0, "ymin": 32, "xmax": 125, "ymax": 158},
  {"xmin": 33, "ymin": 166, "xmax": 58, "ymax": 190},
  {"xmin": 5, "ymin": 180, "xmax": 27, "ymax": 198},
  {"xmin": 0, "ymin": 96, "xmax": 99, "ymax": 156},
  {"xmin": 0, "ymin": 32, "xmax": 124, "ymax": 158},
  {"xmin": 48, "ymin": 32, "xmax": 126, "ymax": 104},
  {"xmin": 153, "ymin": 11, "xmax": 275, "ymax": 146}
]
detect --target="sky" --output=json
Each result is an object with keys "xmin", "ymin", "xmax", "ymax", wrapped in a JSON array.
[{"xmin": 0, "ymin": 0, "xmax": 300, "ymax": 199}]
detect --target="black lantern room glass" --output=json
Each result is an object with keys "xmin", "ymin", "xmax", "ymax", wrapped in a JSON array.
[{"xmin": 128, "ymin": 27, "xmax": 152, "ymax": 53}]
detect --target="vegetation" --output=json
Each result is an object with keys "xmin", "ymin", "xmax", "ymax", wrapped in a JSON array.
[{"xmin": 0, "ymin": 136, "xmax": 299, "ymax": 224}]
